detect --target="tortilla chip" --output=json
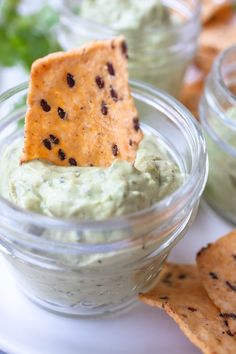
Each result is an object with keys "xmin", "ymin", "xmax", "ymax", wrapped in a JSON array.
[
  {"xmin": 196, "ymin": 25, "xmax": 236, "ymax": 74},
  {"xmin": 202, "ymin": 0, "xmax": 233, "ymax": 25},
  {"xmin": 21, "ymin": 37, "xmax": 143, "ymax": 167},
  {"xmin": 229, "ymin": 83, "xmax": 236, "ymax": 96},
  {"xmin": 140, "ymin": 263, "xmax": 236, "ymax": 354},
  {"xmin": 195, "ymin": 49, "xmax": 216, "ymax": 74},
  {"xmin": 197, "ymin": 231, "xmax": 236, "ymax": 337}
]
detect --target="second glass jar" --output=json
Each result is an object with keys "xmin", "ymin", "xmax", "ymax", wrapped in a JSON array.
[
  {"xmin": 58, "ymin": 0, "xmax": 200, "ymax": 98},
  {"xmin": 200, "ymin": 45, "xmax": 236, "ymax": 224}
]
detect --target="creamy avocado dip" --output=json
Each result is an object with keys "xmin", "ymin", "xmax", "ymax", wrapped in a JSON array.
[
  {"xmin": 0, "ymin": 134, "xmax": 182, "ymax": 222},
  {"xmin": 61, "ymin": 0, "xmax": 193, "ymax": 97},
  {"xmin": 0, "ymin": 132, "xmax": 184, "ymax": 311},
  {"xmin": 0, "ymin": 127, "xmax": 184, "ymax": 313},
  {"xmin": 80, "ymin": 0, "xmax": 169, "ymax": 31},
  {"xmin": 204, "ymin": 107, "xmax": 236, "ymax": 222}
]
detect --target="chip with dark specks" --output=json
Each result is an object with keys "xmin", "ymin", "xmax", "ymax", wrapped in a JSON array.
[
  {"xmin": 140, "ymin": 263, "xmax": 236, "ymax": 354},
  {"xmin": 21, "ymin": 37, "xmax": 143, "ymax": 167}
]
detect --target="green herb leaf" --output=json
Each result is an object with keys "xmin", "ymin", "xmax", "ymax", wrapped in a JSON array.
[{"xmin": 0, "ymin": 1, "xmax": 61, "ymax": 70}]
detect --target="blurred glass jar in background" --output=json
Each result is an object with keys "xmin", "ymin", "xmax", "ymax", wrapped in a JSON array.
[
  {"xmin": 200, "ymin": 45, "xmax": 236, "ymax": 224},
  {"xmin": 58, "ymin": 0, "xmax": 200, "ymax": 98},
  {"xmin": 0, "ymin": 0, "xmax": 61, "ymax": 92}
]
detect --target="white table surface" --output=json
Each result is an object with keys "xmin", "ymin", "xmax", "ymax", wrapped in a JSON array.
[{"xmin": 0, "ymin": 200, "xmax": 233, "ymax": 354}]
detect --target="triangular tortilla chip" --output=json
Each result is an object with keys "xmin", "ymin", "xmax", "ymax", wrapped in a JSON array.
[
  {"xmin": 140, "ymin": 263, "xmax": 236, "ymax": 354},
  {"xmin": 196, "ymin": 25, "xmax": 236, "ymax": 74},
  {"xmin": 202, "ymin": 0, "xmax": 233, "ymax": 25},
  {"xmin": 21, "ymin": 37, "xmax": 143, "ymax": 167}
]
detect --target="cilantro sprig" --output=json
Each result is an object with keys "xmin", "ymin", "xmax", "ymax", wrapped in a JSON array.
[{"xmin": 0, "ymin": 0, "xmax": 61, "ymax": 70}]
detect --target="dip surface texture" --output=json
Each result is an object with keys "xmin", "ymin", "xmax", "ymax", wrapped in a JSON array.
[
  {"xmin": 79, "ymin": 0, "xmax": 189, "ymax": 98},
  {"xmin": 80, "ymin": 0, "xmax": 168, "ymax": 31},
  {"xmin": 0, "ymin": 134, "xmax": 182, "ymax": 220}
]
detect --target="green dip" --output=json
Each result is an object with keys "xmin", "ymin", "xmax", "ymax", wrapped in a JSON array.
[
  {"xmin": 0, "ymin": 132, "xmax": 184, "ymax": 312},
  {"xmin": 80, "ymin": 0, "xmax": 169, "ymax": 31},
  {"xmin": 0, "ymin": 134, "xmax": 182, "ymax": 221},
  {"xmin": 204, "ymin": 107, "xmax": 236, "ymax": 222},
  {"xmin": 63, "ymin": 0, "xmax": 192, "ymax": 97}
]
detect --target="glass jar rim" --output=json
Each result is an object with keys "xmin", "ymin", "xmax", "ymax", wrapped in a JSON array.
[
  {"xmin": 59, "ymin": 0, "xmax": 200, "ymax": 57},
  {"xmin": 0, "ymin": 80, "xmax": 207, "ymax": 251}
]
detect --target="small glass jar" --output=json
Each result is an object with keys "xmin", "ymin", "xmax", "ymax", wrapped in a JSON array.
[
  {"xmin": 57, "ymin": 0, "xmax": 200, "ymax": 98},
  {"xmin": 0, "ymin": 81, "xmax": 207, "ymax": 318},
  {"xmin": 200, "ymin": 45, "xmax": 236, "ymax": 224}
]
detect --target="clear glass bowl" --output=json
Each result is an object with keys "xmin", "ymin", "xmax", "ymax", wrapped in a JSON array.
[
  {"xmin": 57, "ymin": 0, "xmax": 200, "ymax": 98},
  {"xmin": 200, "ymin": 45, "xmax": 236, "ymax": 224},
  {"xmin": 0, "ymin": 80, "xmax": 207, "ymax": 317}
]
